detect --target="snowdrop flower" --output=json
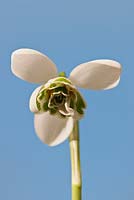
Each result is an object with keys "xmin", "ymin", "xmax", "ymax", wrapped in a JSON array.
[{"xmin": 11, "ymin": 48, "xmax": 121, "ymax": 146}]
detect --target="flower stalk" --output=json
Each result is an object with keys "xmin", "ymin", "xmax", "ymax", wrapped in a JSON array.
[{"xmin": 69, "ymin": 121, "xmax": 82, "ymax": 200}]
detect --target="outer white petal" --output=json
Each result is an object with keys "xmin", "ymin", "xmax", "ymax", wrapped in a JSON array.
[
  {"xmin": 69, "ymin": 59, "xmax": 122, "ymax": 90},
  {"xmin": 29, "ymin": 86, "xmax": 42, "ymax": 113},
  {"xmin": 11, "ymin": 48, "xmax": 58, "ymax": 83},
  {"xmin": 34, "ymin": 112, "xmax": 74, "ymax": 146}
]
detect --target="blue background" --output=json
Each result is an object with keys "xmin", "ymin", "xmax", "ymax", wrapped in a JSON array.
[{"xmin": 0, "ymin": 0, "xmax": 133, "ymax": 199}]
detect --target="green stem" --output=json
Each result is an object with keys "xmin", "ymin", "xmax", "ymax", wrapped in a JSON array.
[{"xmin": 69, "ymin": 121, "xmax": 82, "ymax": 200}]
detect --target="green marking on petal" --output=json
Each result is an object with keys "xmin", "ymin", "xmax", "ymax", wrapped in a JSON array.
[
  {"xmin": 38, "ymin": 91, "xmax": 44, "ymax": 100},
  {"xmin": 76, "ymin": 107, "xmax": 84, "ymax": 115},
  {"xmin": 49, "ymin": 83, "xmax": 57, "ymax": 88},
  {"xmin": 54, "ymin": 77, "xmax": 72, "ymax": 84},
  {"xmin": 49, "ymin": 82, "xmax": 63, "ymax": 89},
  {"xmin": 37, "ymin": 89, "xmax": 49, "ymax": 103},
  {"xmin": 44, "ymin": 90, "xmax": 49, "ymax": 100},
  {"xmin": 36, "ymin": 101, "xmax": 41, "ymax": 111},
  {"xmin": 70, "ymin": 98, "xmax": 75, "ymax": 109},
  {"xmin": 75, "ymin": 91, "xmax": 86, "ymax": 115},
  {"xmin": 76, "ymin": 91, "xmax": 86, "ymax": 108},
  {"xmin": 50, "ymin": 108, "xmax": 57, "ymax": 114},
  {"xmin": 43, "ymin": 102, "xmax": 48, "ymax": 111}
]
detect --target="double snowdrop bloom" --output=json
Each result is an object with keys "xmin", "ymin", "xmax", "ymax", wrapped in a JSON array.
[{"xmin": 11, "ymin": 49, "xmax": 122, "ymax": 146}]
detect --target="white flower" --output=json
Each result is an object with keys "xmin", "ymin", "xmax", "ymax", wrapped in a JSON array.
[{"xmin": 11, "ymin": 48, "xmax": 122, "ymax": 146}]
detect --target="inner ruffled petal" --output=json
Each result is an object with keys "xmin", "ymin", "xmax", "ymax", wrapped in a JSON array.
[{"xmin": 59, "ymin": 100, "xmax": 74, "ymax": 117}]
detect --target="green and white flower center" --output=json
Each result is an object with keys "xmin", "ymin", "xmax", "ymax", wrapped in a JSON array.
[
  {"xmin": 54, "ymin": 93, "xmax": 64, "ymax": 104},
  {"xmin": 52, "ymin": 92, "xmax": 65, "ymax": 106},
  {"xmin": 48, "ymin": 91, "xmax": 68, "ymax": 109},
  {"xmin": 36, "ymin": 76, "xmax": 86, "ymax": 118}
]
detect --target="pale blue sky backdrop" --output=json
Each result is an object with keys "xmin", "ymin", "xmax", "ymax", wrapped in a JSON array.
[{"xmin": 0, "ymin": 0, "xmax": 133, "ymax": 200}]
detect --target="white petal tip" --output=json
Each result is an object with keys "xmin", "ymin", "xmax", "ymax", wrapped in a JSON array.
[{"xmin": 11, "ymin": 48, "xmax": 58, "ymax": 83}]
